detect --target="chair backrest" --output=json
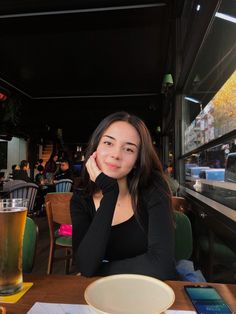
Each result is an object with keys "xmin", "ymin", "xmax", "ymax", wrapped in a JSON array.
[
  {"xmin": 174, "ymin": 210, "xmax": 193, "ymax": 261},
  {"xmin": 55, "ymin": 179, "xmax": 73, "ymax": 192},
  {"xmin": 23, "ymin": 217, "xmax": 38, "ymax": 273},
  {"xmin": 2, "ymin": 180, "xmax": 26, "ymax": 191},
  {"xmin": 6, "ymin": 182, "xmax": 38, "ymax": 213},
  {"xmin": 45, "ymin": 192, "xmax": 73, "ymax": 225}
]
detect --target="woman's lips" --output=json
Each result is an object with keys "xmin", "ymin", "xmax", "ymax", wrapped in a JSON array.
[{"xmin": 105, "ymin": 162, "xmax": 120, "ymax": 170}]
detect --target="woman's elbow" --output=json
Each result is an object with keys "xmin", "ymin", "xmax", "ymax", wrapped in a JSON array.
[
  {"xmin": 76, "ymin": 256, "xmax": 99, "ymax": 277},
  {"xmin": 148, "ymin": 253, "xmax": 177, "ymax": 280}
]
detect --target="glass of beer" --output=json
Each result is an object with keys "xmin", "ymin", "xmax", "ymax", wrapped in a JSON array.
[{"xmin": 0, "ymin": 199, "xmax": 28, "ymax": 295}]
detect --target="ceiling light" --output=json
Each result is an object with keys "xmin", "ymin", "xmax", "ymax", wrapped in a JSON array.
[
  {"xmin": 196, "ymin": 4, "xmax": 201, "ymax": 11},
  {"xmin": 184, "ymin": 96, "xmax": 200, "ymax": 104},
  {"xmin": 161, "ymin": 74, "xmax": 174, "ymax": 94},
  {"xmin": 215, "ymin": 12, "xmax": 236, "ymax": 24},
  {"xmin": 162, "ymin": 74, "xmax": 173, "ymax": 86}
]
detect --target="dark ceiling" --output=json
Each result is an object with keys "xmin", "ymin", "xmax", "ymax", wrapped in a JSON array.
[{"xmin": 0, "ymin": 0, "xmax": 182, "ymax": 143}]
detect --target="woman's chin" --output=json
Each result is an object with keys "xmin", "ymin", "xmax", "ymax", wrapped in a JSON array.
[{"xmin": 103, "ymin": 170, "xmax": 117, "ymax": 179}]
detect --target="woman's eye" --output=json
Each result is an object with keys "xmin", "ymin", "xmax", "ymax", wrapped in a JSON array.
[
  {"xmin": 124, "ymin": 147, "xmax": 134, "ymax": 153},
  {"xmin": 103, "ymin": 141, "xmax": 112, "ymax": 146}
]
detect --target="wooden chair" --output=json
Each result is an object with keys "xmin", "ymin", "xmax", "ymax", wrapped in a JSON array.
[
  {"xmin": 45, "ymin": 192, "xmax": 73, "ymax": 274},
  {"xmin": 55, "ymin": 179, "xmax": 73, "ymax": 192},
  {"xmin": 172, "ymin": 196, "xmax": 189, "ymax": 213},
  {"xmin": 23, "ymin": 217, "xmax": 38, "ymax": 273}
]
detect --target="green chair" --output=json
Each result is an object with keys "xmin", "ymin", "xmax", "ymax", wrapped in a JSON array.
[
  {"xmin": 174, "ymin": 210, "xmax": 193, "ymax": 261},
  {"xmin": 23, "ymin": 217, "xmax": 38, "ymax": 273}
]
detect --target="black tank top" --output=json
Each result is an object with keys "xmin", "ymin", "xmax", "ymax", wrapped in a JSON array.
[{"xmin": 105, "ymin": 215, "xmax": 148, "ymax": 260}]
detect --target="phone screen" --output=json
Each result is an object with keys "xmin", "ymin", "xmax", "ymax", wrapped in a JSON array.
[{"xmin": 184, "ymin": 286, "xmax": 233, "ymax": 314}]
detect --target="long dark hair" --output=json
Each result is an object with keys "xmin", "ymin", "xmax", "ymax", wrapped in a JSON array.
[{"xmin": 81, "ymin": 111, "xmax": 171, "ymax": 212}]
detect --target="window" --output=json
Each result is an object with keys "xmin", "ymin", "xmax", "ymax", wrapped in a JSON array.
[{"xmin": 181, "ymin": 0, "xmax": 236, "ymax": 210}]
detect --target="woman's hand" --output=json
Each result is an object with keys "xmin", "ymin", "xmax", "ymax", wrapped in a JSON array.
[{"xmin": 86, "ymin": 151, "xmax": 102, "ymax": 182}]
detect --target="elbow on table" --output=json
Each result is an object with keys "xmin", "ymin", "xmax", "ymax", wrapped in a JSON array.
[
  {"xmin": 76, "ymin": 258, "xmax": 99, "ymax": 277},
  {"xmin": 147, "ymin": 254, "xmax": 177, "ymax": 280},
  {"xmin": 80, "ymin": 269, "xmax": 96, "ymax": 277}
]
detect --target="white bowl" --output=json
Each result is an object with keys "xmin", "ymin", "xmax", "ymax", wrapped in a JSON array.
[{"xmin": 84, "ymin": 274, "xmax": 175, "ymax": 314}]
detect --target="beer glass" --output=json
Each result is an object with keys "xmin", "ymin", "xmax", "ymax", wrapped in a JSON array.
[{"xmin": 0, "ymin": 199, "xmax": 28, "ymax": 295}]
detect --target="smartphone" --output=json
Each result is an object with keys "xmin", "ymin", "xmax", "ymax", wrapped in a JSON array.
[{"xmin": 184, "ymin": 285, "xmax": 233, "ymax": 314}]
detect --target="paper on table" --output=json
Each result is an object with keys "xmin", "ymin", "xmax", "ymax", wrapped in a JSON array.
[
  {"xmin": 27, "ymin": 302, "xmax": 196, "ymax": 314},
  {"xmin": 166, "ymin": 311, "xmax": 196, "ymax": 314},
  {"xmin": 27, "ymin": 303, "xmax": 99, "ymax": 314}
]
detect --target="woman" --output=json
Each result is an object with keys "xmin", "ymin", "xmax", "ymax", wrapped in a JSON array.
[
  {"xmin": 71, "ymin": 111, "xmax": 177, "ymax": 279},
  {"xmin": 44, "ymin": 152, "xmax": 58, "ymax": 181}
]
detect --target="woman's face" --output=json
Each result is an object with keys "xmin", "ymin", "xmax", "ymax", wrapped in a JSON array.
[{"xmin": 96, "ymin": 121, "xmax": 140, "ymax": 180}]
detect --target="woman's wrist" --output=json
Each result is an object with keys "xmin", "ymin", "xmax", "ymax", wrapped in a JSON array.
[{"xmin": 95, "ymin": 172, "xmax": 119, "ymax": 194}]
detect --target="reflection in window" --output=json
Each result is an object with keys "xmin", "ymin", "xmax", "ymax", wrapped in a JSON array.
[
  {"xmin": 183, "ymin": 0, "xmax": 236, "ymax": 154},
  {"xmin": 184, "ymin": 70, "xmax": 236, "ymax": 153},
  {"xmin": 184, "ymin": 141, "xmax": 236, "ymax": 210},
  {"xmin": 181, "ymin": 0, "xmax": 236, "ymax": 209}
]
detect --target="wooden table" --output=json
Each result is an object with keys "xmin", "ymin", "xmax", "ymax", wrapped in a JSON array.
[{"xmin": 3, "ymin": 274, "xmax": 236, "ymax": 314}]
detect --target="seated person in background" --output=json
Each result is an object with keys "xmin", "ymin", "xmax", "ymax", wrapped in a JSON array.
[
  {"xmin": 163, "ymin": 164, "xmax": 179, "ymax": 196},
  {"xmin": 70, "ymin": 111, "xmax": 177, "ymax": 280},
  {"xmin": 37, "ymin": 158, "xmax": 44, "ymax": 167},
  {"xmin": 13, "ymin": 160, "xmax": 32, "ymax": 182},
  {"xmin": 54, "ymin": 160, "xmax": 73, "ymax": 181},
  {"xmin": 8, "ymin": 164, "xmax": 19, "ymax": 180},
  {"xmin": 34, "ymin": 164, "xmax": 47, "ymax": 215},
  {"xmin": 35, "ymin": 165, "xmax": 45, "ymax": 186}
]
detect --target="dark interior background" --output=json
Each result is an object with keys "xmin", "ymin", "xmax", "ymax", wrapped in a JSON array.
[{"xmin": 0, "ymin": 0, "xmax": 184, "ymax": 143}]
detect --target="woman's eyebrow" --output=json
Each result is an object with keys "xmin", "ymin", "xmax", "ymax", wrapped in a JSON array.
[
  {"xmin": 103, "ymin": 134, "xmax": 114, "ymax": 140},
  {"xmin": 103, "ymin": 134, "xmax": 138, "ymax": 148}
]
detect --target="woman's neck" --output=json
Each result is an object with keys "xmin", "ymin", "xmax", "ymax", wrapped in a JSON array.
[{"xmin": 117, "ymin": 177, "xmax": 129, "ymax": 198}]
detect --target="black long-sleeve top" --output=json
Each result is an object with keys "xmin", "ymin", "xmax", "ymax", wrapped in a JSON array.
[{"xmin": 70, "ymin": 173, "xmax": 177, "ymax": 280}]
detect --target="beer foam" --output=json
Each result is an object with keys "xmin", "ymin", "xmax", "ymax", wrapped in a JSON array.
[{"xmin": 0, "ymin": 207, "xmax": 27, "ymax": 213}]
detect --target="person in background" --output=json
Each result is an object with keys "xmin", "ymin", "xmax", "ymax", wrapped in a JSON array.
[
  {"xmin": 8, "ymin": 164, "xmax": 19, "ymax": 180},
  {"xmin": 163, "ymin": 164, "xmax": 179, "ymax": 196},
  {"xmin": 34, "ymin": 164, "xmax": 46, "ymax": 216},
  {"xmin": 35, "ymin": 165, "xmax": 45, "ymax": 186},
  {"xmin": 13, "ymin": 160, "xmax": 32, "ymax": 182},
  {"xmin": 70, "ymin": 111, "xmax": 177, "ymax": 280},
  {"xmin": 44, "ymin": 152, "xmax": 59, "ymax": 182},
  {"xmin": 54, "ymin": 159, "xmax": 73, "ymax": 181},
  {"xmin": 35, "ymin": 158, "xmax": 44, "ymax": 168}
]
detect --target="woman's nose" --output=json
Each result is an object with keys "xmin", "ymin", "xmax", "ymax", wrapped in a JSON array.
[{"xmin": 111, "ymin": 147, "xmax": 121, "ymax": 159}]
